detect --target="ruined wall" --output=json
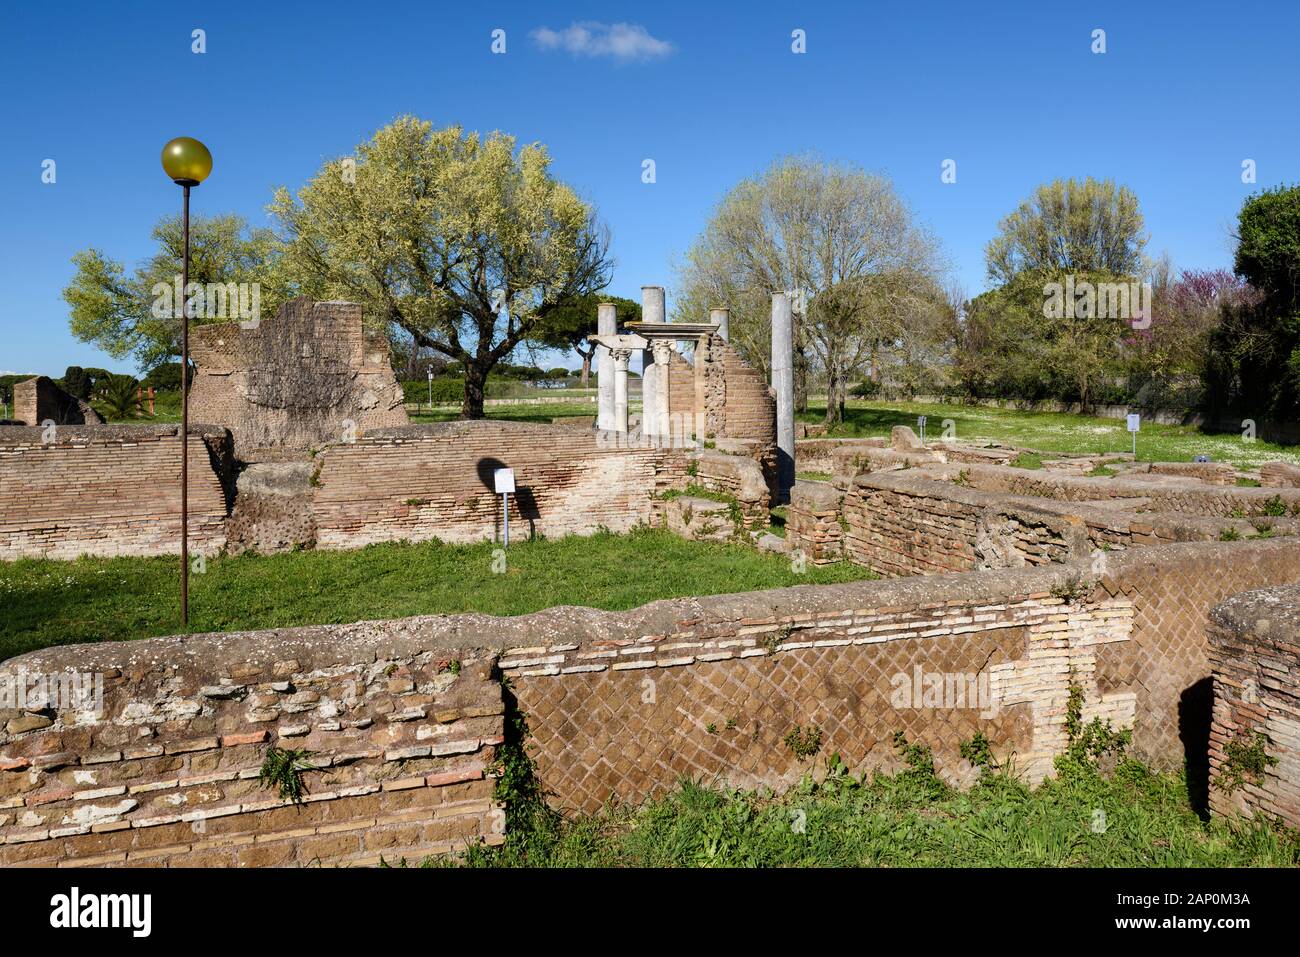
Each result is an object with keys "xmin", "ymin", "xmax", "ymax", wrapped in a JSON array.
[
  {"xmin": 5, "ymin": 538, "xmax": 1298, "ymax": 861},
  {"xmin": 1207, "ymin": 585, "xmax": 1300, "ymax": 827},
  {"xmin": 0, "ymin": 624, "xmax": 505, "ymax": 867},
  {"xmin": 504, "ymin": 539, "xmax": 1300, "ymax": 809},
  {"xmin": 842, "ymin": 473, "xmax": 1089, "ymax": 576},
  {"xmin": 786, "ymin": 481, "xmax": 845, "ymax": 564},
  {"xmin": 311, "ymin": 422, "xmax": 687, "ymax": 548},
  {"xmin": 958, "ymin": 463, "xmax": 1300, "ymax": 516},
  {"xmin": 189, "ymin": 298, "xmax": 408, "ymax": 454},
  {"xmin": 838, "ymin": 471, "xmax": 1296, "ymax": 578},
  {"xmin": 0, "ymin": 425, "xmax": 232, "ymax": 560},
  {"xmin": 687, "ymin": 444, "xmax": 772, "ymax": 528},
  {"xmin": 11, "ymin": 377, "xmax": 104, "ymax": 427},
  {"xmin": 664, "ymin": 334, "xmax": 775, "ymax": 444}
]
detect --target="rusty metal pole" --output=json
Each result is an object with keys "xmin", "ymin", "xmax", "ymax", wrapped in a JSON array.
[{"xmin": 181, "ymin": 184, "xmax": 190, "ymax": 628}]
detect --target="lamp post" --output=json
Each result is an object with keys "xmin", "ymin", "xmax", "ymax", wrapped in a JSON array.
[{"xmin": 161, "ymin": 136, "xmax": 213, "ymax": 628}]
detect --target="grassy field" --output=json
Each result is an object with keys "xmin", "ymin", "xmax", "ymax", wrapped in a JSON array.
[
  {"xmin": 439, "ymin": 735, "xmax": 1300, "ymax": 869},
  {"xmin": 0, "ymin": 528, "xmax": 872, "ymax": 661},
  {"xmin": 409, "ymin": 401, "xmax": 603, "ymax": 424},
  {"xmin": 800, "ymin": 399, "xmax": 1299, "ymax": 469}
]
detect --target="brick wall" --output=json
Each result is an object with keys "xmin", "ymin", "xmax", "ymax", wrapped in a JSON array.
[
  {"xmin": 842, "ymin": 473, "xmax": 1089, "ymax": 576},
  {"xmin": 189, "ymin": 298, "xmax": 408, "ymax": 453},
  {"xmin": 786, "ymin": 480, "xmax": 845, "ymax": 563},
  {"xmin": 960, "ymin": 463, "xmax": 1300, "ymax": 516},
  {"xmin": 504, "ymin": 539, "xmax": 1300, "ymax": 810},
  {"xmin": 0, "ymin": 425, "xmax": 232, "ymax": 560},
  {"xmin": 1206, "ymin": 585, "xmax": 1300, "ymax": 827},
  {"xmin": 6, "ymin": 538, "xmax": 1298, "ymax": 858},
  {"xmin": 312, "ymin": 422, "xmax": 687, "ymax": 548},
  {"xmin": 664, "ymin": 334, "xmax": 775, "ymax": 444},
  {"xmin": 0, "ymin": 622, "xmax": 506, "ymax": 867}
]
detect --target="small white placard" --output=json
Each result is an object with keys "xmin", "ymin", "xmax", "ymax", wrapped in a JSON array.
[
  {"xmin": 1126, "ymin": 414, "xmax": 1140, "ymax": 433},
  {"xmin": 493, "ymin": 468, "xmax": 516, "ymax": 494}
]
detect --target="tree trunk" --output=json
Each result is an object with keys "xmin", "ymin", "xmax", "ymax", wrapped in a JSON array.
[
  {"xmin": 462, "ymin": 362, "xmax": 487, "ymax": 419},
  {"xmin": 580, "ymin": 352, "xmax": 592, "ymax": 390},
  {"xmin": 824, "ymin": 366, "xmax": 841, "ymax": 426}
]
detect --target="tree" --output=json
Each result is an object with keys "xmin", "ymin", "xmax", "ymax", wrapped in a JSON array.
[
  {"xmin": 271, "ymin": 117, "xmax": 611, "ymax": 419},
  {"xmin": 1203, "ymin": 184, "xmax": 1300, "ymax": 419},
  {"xmin": 532, "ymin": 293, "xmax": 641, "ymax": 387},
  {"xmin": 957, "ymin": 269, "xmax": 1131, "ymax": 407},
  {"xmin": 63, "ymin": 214, "xmax": 284, "ymax": 371},
  {"xmin": 985, "ymin": 177, "xmax": 1147, "ymax": 285},
  {"xmin": 675, "ymin": 156, "xmax": 944, "ymax": 424},
  {"xmin": 61, "ymin": 366, "xmax": 90, "ymax": 400}
]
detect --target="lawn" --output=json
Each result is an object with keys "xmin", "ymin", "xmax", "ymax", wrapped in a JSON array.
[
  {"xmin": 440, "ymin": 738, "xmax": 1300, "ymax": 869},
  {"xmin": 410, "ymin": 401, "xmax": 604, "ymax": 424},
  {"xmin": 0, "ymin": 528, "xmax": 872, "ymax": 661},
  {"xmin": 800, "ymin": 399, "xmax": 1299, "ymax": 470}
]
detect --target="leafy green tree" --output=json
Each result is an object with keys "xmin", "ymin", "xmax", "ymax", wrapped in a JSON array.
[
  {"xmin": 532, "ymin": 293, "xmax": 640, "ymax": 387},
  {"xmin": 1204, "ymin": 184, "xmax": 1300, "ymax": 419},
  {"xmin": 957, "ymin": 269, "xmax": 1130, "ymax": 407},
  {"xmin": 985, "ymin": 177, "xmax": 1147, "ymax": 285},
  {"xmin": 676, "ymin": 156, "xmax": 944, "ymax": 424},
  {"xmin": 271, "ymin": 117, "xmax": 611, "ymax": 418},
  {"xmin": 61, "ymin": 366, "xmax": 90, "ymax": 400},
  {"xmin": 63, "ymin": 214, "xmax": 285, "ymax": 371}
]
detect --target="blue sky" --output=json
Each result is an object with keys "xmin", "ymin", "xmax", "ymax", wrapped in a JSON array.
[{"xmin": 1, "ymin": 0, "xmax": 1296, "ymax": 375}]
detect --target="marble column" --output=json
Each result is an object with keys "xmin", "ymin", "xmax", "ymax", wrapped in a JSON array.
[
  {"xmin": 612, "ymin": 348, "xmax": 632, "ymax": 433},
  {"xmin": 652, "ymin": 339, "xmax": 674, "ymax": 441},
  {"xmin": 710, "ymin": 307, "xmax": 730, "ymax": 342},
  {"xmin": 640, "ymin": 285, "xmax": 665, "ymax": 434},
  {"xmin": 596, "ymin": 302, "xmax": 617, "ymax": 430},
  {"xmin": 771, "ymin": 292, "xmax": 795, "ymax": 503}
]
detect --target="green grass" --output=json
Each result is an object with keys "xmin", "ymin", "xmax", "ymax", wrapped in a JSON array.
[
  {"xmin": 0, "ymin": 528, "xmax": 873, "ymax": 661},
  {"xmin": 441, "ymin": 752, "xmax": 1300, "ymax": 869},
  {"xmin": 88, "ymin": 391, "xmax": 601, "ymax": 426},
  {"xmin": 410, "ymin": 402, "xmax": 602, "ymax": 424},
  {"xmin": 798, "ymin": 399, "xmax": 1298, "ymax": 470}
]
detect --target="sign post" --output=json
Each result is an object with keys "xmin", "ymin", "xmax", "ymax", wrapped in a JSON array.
[
  {"xmin": 494, "ymin": 468, "xmax": 516, "ymax": 547},
  {"xmin": 1126, "ymin": 413, "xmax": 1140, "ymax": 458},
  {"xmin": 427, "ymin": 369, "xmax": 433, "ymax": 411}
]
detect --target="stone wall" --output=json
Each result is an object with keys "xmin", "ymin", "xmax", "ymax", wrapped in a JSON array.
[
  {"xmin": 11, "ymin": 377, "xmax": 104, "ymax": 427},
  {"xmin": 0, "ymin": 622, "xmax": 506, "ymax": 867},
  {"xmin": 785, "ymin": 481, "xmax": 845, "ymax": 563},
  {"xmin": 5, "ymin": 538, "xmax": 1298, "ymax": 861},
  {"xmin": 687, "ymin": 445, "xmax": 772, "ymax": 528},
  {"xmin": 0, "ymin": 421, "xmax": 690, "ymax": 558},
  {"xmin": 189, "ymin": 298, "xmax": 408, "ymax": 454},
  {"xmin": 0, "ymin": 425, "xmax": 232, "ymax": 560},
  {"xmin": 837, "ymin": 470, "xmax": 1299, "ymax": 578},
  {"xmin": 311, "ymin": 422, "xmax": 687, "ymax": 548},
  {"xmin": 1207, "ymin": 585, "xmax": 1300, "ymax": 827},
  {"xmin": 842, "ymin": 473, "xmax": 1089, "ymax": 576}
]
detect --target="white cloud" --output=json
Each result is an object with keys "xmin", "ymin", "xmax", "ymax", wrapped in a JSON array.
[{"xmin": 531, "ymin": 22, "xmax": 673, "ymax": 62}]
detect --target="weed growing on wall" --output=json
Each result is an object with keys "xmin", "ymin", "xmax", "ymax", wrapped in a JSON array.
[
  {"xmin": 784, "ymin": 725, "xmax": 823, "ymax": 760},
  {"xmin": 1217, "ymin": 730, "xmax": 1278, "ymax": 795},
  {"xmin": 258, "ymin": 747, "xmax": 317, "ymax": 804}
]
